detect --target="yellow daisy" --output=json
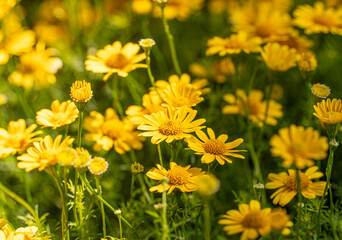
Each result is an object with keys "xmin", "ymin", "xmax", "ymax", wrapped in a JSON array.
[
  {"xmin": 70, "ymin": 80, "xmax": 93, "ymax": 103},
  {"xmin": 274, "ymin": 30, "xmax": 314, "ymax": 54},
  {"xmin": 218, "ymin": 200, "xmax": 272, "ymax": 240},
  {"xmin": 57, "ymin": 148, "xmax": 77, "ymax": 167},
  {"xmin": 36, "ymin": 99, "xmax": 79, "ymax": 129},
  {"xmin": 8, "ymin": 41, "xmax": 62, "ymax": 89},
  {"xmin": 85, "ymin": 41, "xmax": 147, "ymax": 81},
  {"xmin": 298, "ymin": 51, "xmax": 317, "ymax": 72},
  {"xmin": 0, "ymin": 0, "xmax": 16, "ymax": 20},
  {"xmin": 266, "ymin": 166, "xmax": 326, "ymax": 206},
  {"xmin": 146, "ymin": 162, "xmax": 206, "ymax": 194},
  {"xmin": 0, "ymin": 119, "xmax": 42, "ymax": 158},
  {"xmin": 196, "ymin": 173, "xmax": 220, "ymax": 197},
  {"xmin": 152, "ymin": 0, "xmax": 204, "ymax": 21},
  {"xmin": 211, "ymin": 57, "xmax": 236, "ymax": 83},
  {"xmin": 313, "ymin": 98, "xmax": 342, "ymax": 125},
  {"xmin": 88, "ymin": 157, "xmax": 109, "ymax": 175},
  {"xmin": 187, "ymin": 128, "xmax": 245, "ymax": 165},
  {"xmin": 132, "ymin": 0, "xmax": 153, "ymax": 15},
  {"xmin": 138, "ymin": 106, "xmax": 206, "ymax": 144},
  {"xmin": 293, "ymin": 1, "xmax": 342, "ymax": 35},
  {"xmin": 126, "ymin": 90, "xmax": 166, "ymax": 125},
  {"xmin": 206, "ymin": 31, "xmax": 262, "ymax": 56},
  {"xmin": 311, "ymin": 83, "xmax": 331, "ymax": 98},
  {"xmin": 270, "ymin": 125, "xmax": 328, "ymax": 169},
  {"xmin": 229, "ymin": 2, "xmax": 293, "ymax": 42},
  {"xmin": 260, "ymin": 42, "xmax": 300, "ymax": 72},
  {"xmin": 73, "ymin": 147, "xmax": 91, "ymax": 168},
  {"xmin": 270, "ymin": 208, "xmax": 293, "ymax": 235},
  {"xmin": 84, "ymin": 108, "xmax": 144, "ymax": 154},
  {"xmin": 17, "ymin": 135, "xmax": 74, "ymax": 172},
  {"xmin": 222, "ymin": 89, "xmax": 283, "ymax": 126}
]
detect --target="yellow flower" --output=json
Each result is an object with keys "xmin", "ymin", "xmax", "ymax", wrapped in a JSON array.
[
  {"xmin": 0, "ymin": 0, "xmax": 16, "ymax": 20},
  {"xmin": 138, "ymin": 106, "xmax": 206, "ymax": 144},
  {"xmin": 313, "ymin": 98, "xmax": 342, "ymax": 125},
  {"xmin": 212, "ymin": 57, "xmax": 235, "ymax": 83},
  {"xmin": 270, "ymin": 125, "xmax": 328, "ymax": 169},
  {"xmin": 132, "ymin": 0, "xmax": 153, "ymax": 15},
  {"xmin": 146, "ymin": 162, "xmax": 206, "ymax": 194},
  {"xmin": 293, "ymin": 1, "xmax": 342, "ymax": 35},
  {"xmin": 84, "ymin": 108, "xmax": 144, "ymax": 154},
  {"xmin": 70, "ymin": 80, "xmax": 93, "ymax": 103},
  {"xmin": 57, "ymin": 148, "xmax": 77, "ymax": 167},
  {"xmin": 270, "ymin": 208, "xmax": 293, "ymax": 235},
  {"xmin": 266, "ymin": 166, "xmax": 326, "ymax": 206},
  {"xmin": 158, "ymin": 78, "xmax": 204, "ymax": 109},
  {"xmin": 229, "ymin": 2, "xmax": 293, "ymax": 42},
  {"xmin": 156, "ymin": 73, "xmax": 210, "ymax": 96},
  {"xmin": 131, "ymin": 162, "xmax": 144, "ymax": 174},
  {"xmin": 189, "ymin": 63, "xmax": 208, "ymax": 78},
  {"xmin": 73, "ymin": 147, "xmax": 91, "ymax": 168},
  {"xmin": 152, "ymin": 0, "xmax": 204, "ymax": 21},
  {"xmin": 222, "ymin": 89, "xmax": 283, "ymax": 126},
  {"xmin": 8, "ymin": 41, "xmax": 62, "ymax": 89},
  {"xmin": 0, "ymin": 219, "xmax": 51, "ymax": 240},
  {"xmin": 218, "ymin": 200, "xmax": 272, "ymax": 239},
  {"xmin": 126, "ymin": 90, "xmax": 166, "ymax": 125},
  {"xmin": 0, "ymin": 12, "xmax": 36, "ymax": 65},
  {"xmin": 311, "ymin": 83, "xmax": 331, "ymax": 99},
  {"xmin": 88, "ymin": 157, "xmax": 109, "ymax": 175},
  {"xmin": 36, "ymin": 100, "xmax": 79, "ymax": 129},
  {"xmin": 260, "ymin": 42, "xmax": 300, "ymax": 72},
  {"xmin": 17, "ymin": 135, "xmax": 74, "ymax": 172},
  {"xmin": 187, "ymin": 128, "xmax": 245, "ymax": 165},
  {"xmin": 196, "ymin": 173, "xmax": 220, "ymax": 197},
  {"xmin": 0, "ymin": 94, "xmax": 8, "ymax": 105},
  {"xmin": 274, "ymin": 30, "xmax": 314, "ymax": 53},
  {"xmin": 0, "ymin": 119, "xmax": 42, "ymax": 158},
  {"xmin": 85, "ymin": 41, "xmax": 147, "ymax": 81},
  {"xmin": 206, "ymin": 32, "xmax": 262, "ymax": 56},
  {"xmin": 298, "ymin": 51, "xmax": 317, "ymax": 72}
]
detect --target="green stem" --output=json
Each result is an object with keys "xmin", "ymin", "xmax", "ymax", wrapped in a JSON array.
[
  {"xmin": 161, "ymin": 6, "xmax": 181, "ymax": 76},
  {"xmin": 203, "ymin": 198, "xmax": 211, "ymax": 240},
  {"xmin": 296, "ymin": 169, "xmax": 303, "ymax": 239},
  {"xmin": 21, "ymin": 170, "xmax": 32, "ymax": 204},
  {"xmin": 50, "ymin": 170, "xmax": 70, "ymax": 240},
  {"xmin": 111, "ymin": 77, "xmax": 124, "ymax": 118},
  {"xmin": 118, "ymin": 213, "xmax": 123, "ymax": 239},
  {"xmin": 0, "ymin": 181, "xmax": 41, "ymax": 231},
  {"xmin": 77, "ymin": 111, "xmax": 84, "ymax": 148},
  {"xmin": 73, "ymin": 170, "xmax": 80, "ymax": 233},
  {"xmin": 96, "ymin": 177, "xmax": 106, "ymax": 237},
  {"xmin": 318, "ymin": 139, "xmax": 338, "ymax": 238},
  {"xmin": 158, "ymin": 144, "xmax": 164, "ymax": 167},
  {"xmin": 262, "ymin": 72, "xmax": 274, "ymax": 128},
  {"xmin": 161, "ymin": 179, "xmax": 170, "ymax": 240},
  {"xmin": 130, "ymin": 174, "xmax": 135, "ymax": 200},
  {"xmin": 247, "ymin": 125, "xmax": 263, "ymax": 184}
]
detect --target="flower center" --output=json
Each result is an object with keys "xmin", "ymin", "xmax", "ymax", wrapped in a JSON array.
[
  {"xmin": 4, "ymin": 134, "xmax": 27, "ymax": 150},
  {"xmin": 170, "ymin": 96, "xmax": 191, "ymax": 108},
  {"xmin": 242, "ymin": 211, "xmax": 265, "ymax": 229},
  {"xmin": 271, "ymin": 211, "xmax": 289, "ymax": 230},
  {"xmin": 255, "ymin": 23, "xmax": 274, "ymax": 38},
  {"xmin": 322, "ymin": 112, "xmax": 342, "ymax": 124},
  {"xmin": 159, "ymin": 121, "xmax": 182, "ymax": 136},
  {"xmin": 40, "ymin": 151, "xmax": 58, "ymax": 166},
  {"xmin": 50, "ymin": 112, "xmax": 68, "ymax": 126},
  {"xmin": 103, "ymin": 120, "xmax": 124, "ymax": 140},
  {"xmin": 167, "ymin": 166, "xmax": 190, "ymax": 185},
  {"xmin": 285, "ymin": 172, "xmax": 310, "ymax": 191},
  {"xmin": 203, "ymin": 139, "xmax": 225, "ymax": 155},
  {"xmin": 105, "ymin": 53, "xmax": 129, "ymax": 69},
  {"xmin": 313, "ymin": 14, "xmax": 335, "ymax": 27}
]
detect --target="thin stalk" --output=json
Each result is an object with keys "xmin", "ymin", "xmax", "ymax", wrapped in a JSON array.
[
  {"xmin": 262, "ymin": 72, "xmax": 274, "ymax": 129},
  {"xmin": 247, "ymin": 125, "xmax": 263, "ymax": 184},
  {"xmin": 96, "ymin": 177, "xmax": 106, "ymax": 237},
  {"xmin": 306, "ymin": 80, "xmax": 313, "ymax": 125},
  {"xmin": 161, "ymin": 6, "xmax": 181, "ymax": 76},
  {"xmin": 161, "ymin": 179, "xmax": 170, "ymax": 240},
  {"xmin": 118, "ymin": 213, "xmax": 123, "ymax": 239},
  {"xmin": 51, "ymin": 171, "xmax": 70, "ymax": 240},
  {"xmin": 296, "ymin": 169, "xmax": 303, "ymax": 239},
  {"xmin": 77, "ymin": 111, "xmax": 84, "ymax": 148},
  {"xmin": 21, "ymin": 170, "xmax": 32, "ymax": 204},
  {"xmin": 318, "ymin": 139, "xmax": 338, "ymax": 238},
  {"xmin": 145, "ymin": 53, "xmax": 163, "ymax": 100},
  {"xmin": 111, "ymin": 77, "xmax": 124, "ymax": 118},
  {"xmin": 73, "ymin": 170, "xmax": 79, "ymax": 232},
  {"xmin": 203, "ymin": 198, "xmax": 211, "ymax": 240},
  {"xmin": 158, "ymin": 144, "xmax": 164, "ymax": 167},
  {"xmin": 0, "ymin": 181, "xmax": 41, "ymax": 231}
]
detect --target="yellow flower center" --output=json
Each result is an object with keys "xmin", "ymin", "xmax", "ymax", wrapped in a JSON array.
[
  {"xmin": 106, "ymin": 53, "xmax": 129, "ymax": 69},
  {"xmin": 103, "ymin": 119, "xmax": 124, "ymax": 140},
  {"xmin": 50, "ymin": 112, "xmax": 68, "ymax": 126},
  {"xmin": 4, "ymin": 134, "xmax": 27, "ymax": 150},
  {"xmin": 40, "ymin": 151, "xmax": 58, "ymax": 166},
  {"xmin": 57, "ymin": 148, "xmax": 76, "ymax": 166},
  {"xmin": 70, "ymin": 80, "xmax": 92, "ymax": 102},
  {"xmin": 171, "ymin": 96, "xmax": 191, "ymax": 108},
  {"xmin": 88, "ymin": 157, "xmax": 109, "ymax": 175},
  {"xmin": 159, "ymin": 121, "xmax": 183, "ymax": 136},
  {"xmin": 271, "ymin": 210, "xmax": 289, "ymax": 230},
  {"xmin": 73, "ymin": 147, "xmax": 90, "ymax": 168},
  {"xmin": 311, "ymin": 83, "xmax": 330, "ymax": 98},
  {"xmin": 242, "ymin": 211, "xmax": 265, "ymax": 229},
  {"xmin": 285, "ymin": 172, "xmax": 310, "ymax": 191},
  {"xmin": 322, "ymin": 112, "xmax": 342, "ymax": 124},
  {"xmin": 167, "ymin": 166, "xmax": 190, "ymax": 185},
  {"xmin": 255, "ymin": 23, "xmax": 273, "ymax": 38},
  {"xmin": 203, "ymin": 139, "xmax": 225, "ymax": 155},
  {"xmin": 313, "ymin": 14, "xmax": 335, "ymax": 27}
]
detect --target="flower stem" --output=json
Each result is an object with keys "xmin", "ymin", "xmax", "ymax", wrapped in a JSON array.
[
  {"xmin": 95, "ymin": 177, "xmax": 106, "ymax": 237},
  {"xmin": 318, "ymin": 139, "xmax": 339, "ymax": 238},
  {"xmin": 158, "ymin": 144, "xmax": 164, "ymax": 167},
  {"xmin": 77, "ymin": 111, "xmax": 84, "ymax": 148},
  {"xmin": 247, "ymin": 125, "xmax": 263, "ymax": 184},
  {"xmin": 111, "ymin": 77, "xmax": 124, "ymax": 118},
  {"xmin": 296, "ymin": 169, "xmax": 303, "ymax": 239},
  {"xmin": 203, "ymin": 198, "xmax": 211, "ymax": 240},
  {"xmin": 161, "ymin": 6, "xmax": 181, "ymax": 76},
  {"xmin": 161, "ymin": 178, "xmax": 170, "ymax": 240},
  {"xmin": 21, "ymin": 170, "xmax": 33, "ymax": 204},
  {"xmin": 0, "ymin": 181, "xmax": 41, "ymax": 231}
]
